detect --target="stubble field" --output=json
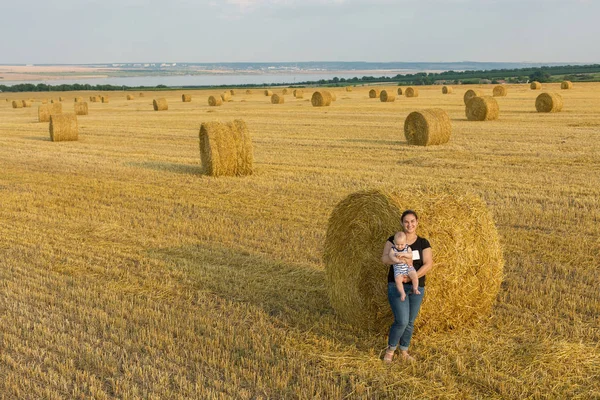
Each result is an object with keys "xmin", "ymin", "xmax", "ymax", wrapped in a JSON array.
[{"xmin": 1, "ymin": 83, "xmax": 599, "ymax": 399}]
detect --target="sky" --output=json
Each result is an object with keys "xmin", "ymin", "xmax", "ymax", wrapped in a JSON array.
[{"xmin": 1, "ymin": 0, "xmax": 598, "ymax": 64}]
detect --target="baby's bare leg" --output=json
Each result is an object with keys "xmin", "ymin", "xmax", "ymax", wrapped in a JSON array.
[
  {"xmin": 394, "ymin": 275, "xmax": 406, "ymax": 301},
  {"xmin": 408, "ymin": 270, "xmax": 420, "ymax": 294}
]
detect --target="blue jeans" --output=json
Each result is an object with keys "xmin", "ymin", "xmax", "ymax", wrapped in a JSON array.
[{"xmin": 387, "ymin": 282, "xmax": 425, "ymax": 351}]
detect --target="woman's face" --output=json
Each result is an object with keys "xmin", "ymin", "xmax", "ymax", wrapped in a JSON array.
[{"xmin": 402, "ymin": 214, "xmax": 418, "ymax": 234}]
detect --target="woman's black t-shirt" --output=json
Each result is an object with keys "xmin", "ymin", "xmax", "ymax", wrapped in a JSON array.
[{"xmin": 387, "ymin": 236, "xmax": 431, "ymax": 287}]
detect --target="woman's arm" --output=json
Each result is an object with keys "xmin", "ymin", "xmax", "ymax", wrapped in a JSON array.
[
  {"xmin": 381, "ymin": 241, "xmax": 394, "ymax": 264},
  {"xmin": 416, "ymin": 247, "xmax": 433, "ymax": 278}
]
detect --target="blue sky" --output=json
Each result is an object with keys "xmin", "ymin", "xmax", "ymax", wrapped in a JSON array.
[{"xmin": 1, "ymin": 0, "xmax": 598, "ymax": 64}]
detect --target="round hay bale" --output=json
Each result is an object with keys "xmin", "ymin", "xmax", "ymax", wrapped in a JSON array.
[
  {"xmin": 442, "ymin": 86, "xmax": 453, "ymax": 94},
  {"xmin": 74, "ymin": 97, "xmax": 83, "ymax": 103},
  {"xmin": 404, "ymin": 108, "xmax": 451, "ymax": 146},
  {"xmin": 330, "ymin": 92, "xmax": 337, "ymax": 101},
  {"xmin": 379, "ymin": 90, "xmax": 395, "ymax": 102},
  {"xmin": 246, "ymin": 89, "xmax": 252, "ymax": 95},
  {"xmin": 59, "ymin": 97, "xmax": 65, "ymax": 102},
  {"xmin": 463, "ymin": 89, "xmax": 483, "ymax": 105},
  {"xmin": 271, "ymin": 94, "xmax": 285, "ymax": 104},
  {"xmin": 49, "ymin": 114, "xmax": 78, "ymax": 142},
  {"xmin": 74, "ymin": 102, "xmax": 88, "ymax": 116},
  {"xmin": 405, "ymin": 87, "xmax": 419, "ymax": 97},
  {"xmin": 38, "ymin": 105, "xmax": 51, "ymax": 122},
  {"xmin": 369, "ymin": 89, "xmax": 380, "ymax": 98},
  {"xmin": 535, "ymin": 92, "xmax": 563, "ymax": 113},
  {"xmin": 153, "ymin": 98, "xmax": 168, "ymax": 111},
  {"xmin": 101, "ymin": 96, "xmax": 109, "ymax": 103},
  {"xmin": 139, "ymin": 92, "xmax": 145, "ymax": 97},
  {"xmin": 230, "ymin": 89, "xmax": 236, "ymax": 95},
  {"xmin": 126, "ymin": 94, "xmax": 135, "ymax": 100},
  {"xmin": 530, "ymin": 81, "xmax": 542, "ymax": 90},
  {"xmin": 397, "ymin": 87, "xmax": 403, "ymax": 95},
  {"xmin": 282, "ymin": 88, "xmax": 289, "ymax": 95},
  {"xmin": 264, "ymin": 90, "xmax": 273, "ymax": 97},
  {"xmin": 323, "ymin": 188, "xmax": 504, "ymax": 332},
  {"xmin": 293, "ymin": 89, "xmax": 304, "ymax": 98},
  {"xmin": 199, "ymin": 119, "xmax": 254, "ymax": 177},
  {"xmin": 12, "ymin": 101, "xmax": 23, "ymax": 109},
  {"xmin": 221, "ymin": 92, "xmax": 232, "ymax": 102},
  {"xmin": 492, "ymin": 85, "xmax": 507, "ymax": 97},
  {"xmin": 345, "ymin": 86, "xmax": 353, "ymax": 92},
  {"xmin": 41, "ymin": 99, "xmax": 48, "ymax": 104},
  {"xmin": 208, "ymin": 96, "xmax": 223, "ymax": 107},
  {"xmin": 561, "ymin": 81, "xmax": 573, "ymax": 90},
  {"xmin": 22, "ymin": 100, "xmax": 32, "ymax": 108},
  {"xmin": 182, "ymin": 94, "xmax": 192, "ymax": 102},
  {"xmin": 311, "ymin": 91, "xmax": 333, "ymax": 107},
  {"xmin": 466, "ymin": 96, "xmax": 500, "ymax": 121}
]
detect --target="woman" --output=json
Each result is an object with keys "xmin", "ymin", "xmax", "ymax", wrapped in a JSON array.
[{"xmin": 380, "ymin": 210, "xmax": 433, "ymax": 363}]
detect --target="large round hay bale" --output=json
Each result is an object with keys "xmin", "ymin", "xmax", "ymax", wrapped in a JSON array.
[
  {"xmin": 59, "ymin": 97, "xmax": 65, "ymax": 102},
  {"xmin": 221, "ymin": 92, "xmax": 232, "ymax": 102},
  {"xmin": 264, "ymin": 90, "xmax": 273, "ymax": 97},
  {"xmin": 74, "ymin": 97, "xmax": 83, "ymax": 102},
  {"xmin": 379, "ymin": 90, "xmax": 395, "ymax": 102},
  {"xmin": 39, "ymin": 102, "xmax": 63, "ymax": 122},
  {"xmin": 74, "ymin": 102, "xmax": 88, "ymax": 116},
  {"xmin": 466, "ymin": 96, "xmax": 499, "ymax": 121},
  {"xmin": 245, "ymin": 89, "xmax": 252, "ymax": 95},
  {"xmin": 405, "ymin": 87, "xmax": 419, "ymax": 97},
  {"xmin": 492, "ymin": 85, "xmax": 507, "ymax": 97},
  {"xmin": 49, "ymin": 114, "xmax": 78, "ymax": 142},
  {"xmin": 369, "ymin": 89, "xmax": 380, "ymax": 98},
  {"xmin": 139, "ymin": 92, "xmax": 145, "ymax": 97},
  {"xmin": 463, "ymin": 89, "xmax": 483, "ymax": 105},
  {"xmin": 397, "ymin": 87, "xmax": 403, "ymax": 95},
  {"xmin": 561, "ymin": 81, "xmax": 573, "ymax": 90},
  {"xmin": 345, "ymin": 86, "xmax": 353, "ymax": 92},
  {"xmin": 282, "ymin": 88, "xmax": 289, "ymax": 95},
  {"xmin": 535, "ymin": 92, "xmax": 563, "ymax": 113},
  {"xmin": 199, "ymin": 119, "xmax": 254, "ymax": 177},
  {"xmin": 153, "ymin": 98, "xmax": 168, "ymax": 111},
  {"xmin": 442, "ymin": 86, "xmax": 453, "ymax": 94},
  {"xmin": 101, "ymin": 96, "xmax": 109, "ymax": 103},
  {"xmin": 404, "ymin": 108, "xmax": 451, "ymax": 146},
  {"xmin": 311, "ymin": 91, "xmax": 333, "ymax": 107},
  {"xmin": 271, "ymin": 94, "xmax": 285, "ymax": 104},
  {"xmin": 22, "ymin": 100, "xmax": 32, "ymax": 108},
  {"xmin": 230, "ymin": 89, "xmax": 236, "ymax": 95},
  {"xmin": 530, "ymin": 81, "xmax": 542, "ymax": 90},
  {"xmin": 330, "ymin": 92, "xmax": 337, "ymax": 101},
  {"xmin": 293, "ymin": 89, "xmax": 304, "ymax": 99},
  {"xmin": 182, "ymin": 94, "xmax": 192, "ymax": 102},
  {"xmin": 323, "ymin": 188, "xmax": 504, "ymax": 332},
  {"xmin": 127, "ymin": 94, "xmax": 135, "ymax": 100},
  {"xmin": 208, "ymin": 95, "xmax": 223, "ymax": 106},
  {"xmin": 41, "ymin": 99, "xmax": 48, "ymax": 104},
  {"xmin": 12, "ymin": 101, "xmax": 23, "ymax": 109}
]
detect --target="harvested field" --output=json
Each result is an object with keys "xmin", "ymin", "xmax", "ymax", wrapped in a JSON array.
[{"xmin": 0, "ymin": 84, "xmax": 599, "ymax": 399}]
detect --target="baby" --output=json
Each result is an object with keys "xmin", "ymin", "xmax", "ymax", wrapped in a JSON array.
[{"xmin": 389, "ymin": 232, "xmax": 421, "ymax": 301}]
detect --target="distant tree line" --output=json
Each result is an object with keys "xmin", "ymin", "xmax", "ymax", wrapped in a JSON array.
[{"xmin": 1, "ymin": 64, "xmax": 599, "ymax": 92}]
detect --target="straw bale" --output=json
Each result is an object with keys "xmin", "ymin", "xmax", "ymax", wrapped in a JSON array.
[
  {"xmin": 74, "ymin": 97, "xmax": 84, "ymax": 102},
  {"xmin": 139, "ymin": 92, "xmax": 145, "ymax": 97},
  {"xmin": 294, "ymin": 90, "xmax": 304, "ymax": 99},
  {"xmin": 230, "ymin": 89, "xmax": 236, "ymax": 95},
  {"xmin": 311, "ymin": 91, "xmax": 333, "ymax": 107},
  {"xmin": 404, "ymin": 108, "xmax": 451, "ymax": 146},
  {"xmin": 59, "ymin": 97, "xmax": 64, "ymax": 101},
  {"xmin": 561, "ymin": 81, "xmax": 573, "ymax": 90},
  {"xmin": 282, "ymin": 88, "xmax": 289, "ymax": 95},
  {"xmin": 369, "ymin": 89, "xmax": 380, "ymax": 98},
  {"xmin": 271, "ymin": 94, "xmax": 285, "ymax": 104},
  {"xmin": 330, "ymin": 92, "xmax": 337, "ymax": 101},
  {"xmin": 74, "ymin": 102, "xmax": 88, "ymax": 116},
  {"xmin": 323, "ymin": 188, "xmax": 504, "ymax": 333},
  {"xmin": 101, "ymin": 96, "xmax": 109, "ymax": 103},
  {"xmin": 530, "ymin": 81, "xmax": 542, "ymax": 90},
  {"xmin": 405, "ymin": 87, "xmax": 419, "ymax": 97},
  {"xmin": 493, "ymin": 85, "xmax": 507, "ymax": 97},
  {"xmin": 22, "ymin": 100, "xmax": 32, "ymax": 107},
  {"xmin": 41, "ymin": 99, "xmax": 48, "ymax": 104},
  {"xmin": 463, "ymin": 89, "xmax": 483, "ymax": 105},
  {"xmin": 379, "ymin": 90, "xmax": 395, "ymax": 102},
  {"xmin": 38, "ymin": 103, "xmax": 63, "ymax": 123},
  {"xmin": 12, "ymin": 101, "xmax": 23, "ymax": 109},
  {"xmin": 51, "ymin": 99, "xmax": 57, "ymax": 104},
  {"xmin": 346, "ymin": 86, "xmax": 353, "ymax": 92},
  {"xmin": 208, "ymin": 96, "xmax": 223, "ymax": 106},
  {"xmin": 397, "ymin": 87, "xmax": 403, "ymax": 95},
  {"xmin": 182, "ymin": 94, "xmax": 192, "ymax": 102},
  {"xmin": 127, "ymin": 94, "xmax": 135, "ymax": 100},
  {"xmin": 535, "ymin": 92, "xmax": 563, "ymax": 113},
  {"xmin": 246, "ymin": 89, "xmax": 252, "ymax": 95},
  {"xmin": 466, "ymin": 96, "xmax": 499, "ymax": 121},
  {"xmin": 153, "ymin": 98, "xmax": 168, "ymax": 111},
  {"xmin": 199, "ymin": 119, "xmax": 254, "ymax": 177},
  {"xmin": 264, "ymin": 90, "xmax": 273, "ymax": 97},
  {"xmin": 221, "ymin": 92, "xmax": 231, "ymax": 102},
  {"xmin": 442, "ymin": 86, "xmax": 453, "ymax": 94},
  {"xmin": 49, "ymin": 114, "xmax": 78, "ymax": 142}
]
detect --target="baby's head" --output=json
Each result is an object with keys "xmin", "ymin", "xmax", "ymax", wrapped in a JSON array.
[{"xmin": 393, "ymin": 232, "xmax": 407, "ymax": 248}]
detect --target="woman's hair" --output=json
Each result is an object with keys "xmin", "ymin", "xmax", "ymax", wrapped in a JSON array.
[{"xmin": 401, "ymin": 209, "xmax": 418, "ymax": 222}]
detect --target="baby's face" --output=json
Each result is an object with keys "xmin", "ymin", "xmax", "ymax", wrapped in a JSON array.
[{"xmin": 394, "ymin": 237, "xmax": 407, "ymax": 248}]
